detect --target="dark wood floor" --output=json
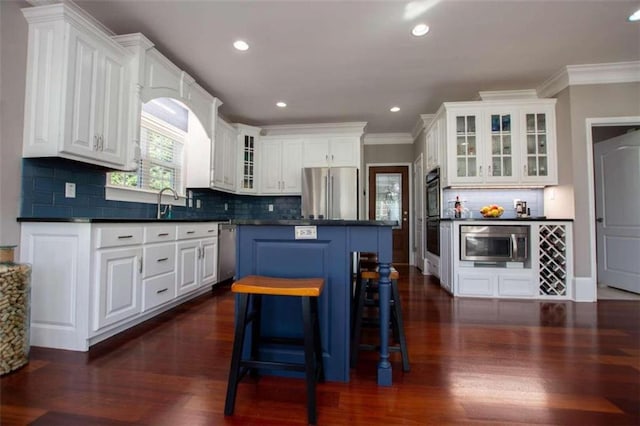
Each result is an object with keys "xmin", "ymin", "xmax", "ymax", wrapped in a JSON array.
[{"xmin": 2, "ymin": 266, "xmax": 639, "ymax": 425}]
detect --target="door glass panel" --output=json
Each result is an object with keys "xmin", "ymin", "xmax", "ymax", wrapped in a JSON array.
[
  {"xmin": 468, "ymin": 136, "xmax": 476, "ymax": 154},
  {"xmin": 492, "ymin": 135, "xmax": 500, "ymax": 154},
  {"xmin": 528, "ymin": 157, "xmax": 537, "ymax": 175},
  {"xmin": 468, "ymin": 158, "xmax": 476, "ymax": 176},
  {"xmin": 527, "ymin": 135, "xmax": 536, "ymax": 154},
  {"xmin": 538, "ymin": 157, "xmax": 548, "ymax": 176},
  {"xmin": 503, "ymin": 135, "xmax": 511, "ymax": 154},
  {"xmin": 504, "ymin": 157, "xmax": 512, "ymax": 176},
  {"xmin": 375, "ymin": 173, "xmax": 402, "ymax": 228},
  {"xmin": 457, "ymin": 136, "xmax": 466, "ymax": 155},
  {"xmin": 456, "ymin": 116, "xmax": 465, "ymax": 134},
  {"xmin": 501, "ymin": 114, "xmax": 511, "ymax": 132},
  {"xmin": 538, "ymin": 135, "xmax": 547, "ymax": 154},
  {"xmin": 492, "ymin": 157, "xmax": 501, "ymax": 176},
  {"xmin": 491, "ymin": 115, "xmax": 500, "ymax": 132},
  {"xmin": 526, "ymin": 114, "xmax": 535, "ymax": 133},
  {"xmin": 537, "ymin": 114, "xmax": 546, "ymax": 132},
  {"xmin": 457, "ymin": 158, "xmax": 466, "ymax": 177}
]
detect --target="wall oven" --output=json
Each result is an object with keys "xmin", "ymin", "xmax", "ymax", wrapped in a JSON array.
[
  {"xmin": 425, "ymin": 167, "xmax": 440, "ymax": 256},
  {"xmin": 460, "ymin": 225, "xmax": 529, "ymax": 262}
]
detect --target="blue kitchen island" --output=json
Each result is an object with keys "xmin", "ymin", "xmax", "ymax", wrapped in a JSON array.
[{"xmin": 233, "ymin": 219, "xmax": 396, "ymax": 386}]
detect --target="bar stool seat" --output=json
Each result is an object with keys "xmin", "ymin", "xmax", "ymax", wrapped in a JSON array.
[
  {"xmin": 224, "ymin": 275, "xmax": 325, "ymax": 425},
  {"xmin": 351, "ymin": 265, "xmax": 410, "ymax": 372}
]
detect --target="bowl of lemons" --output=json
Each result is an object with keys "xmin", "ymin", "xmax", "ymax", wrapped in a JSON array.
[{"xmin": 480, "ymin": 205, "xmax": 505, "ymax": 218}]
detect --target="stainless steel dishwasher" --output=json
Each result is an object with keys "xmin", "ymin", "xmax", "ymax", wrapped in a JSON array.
[{"xmin": 217, "ymin": 223, "xmax": 236, "ymax": 283}]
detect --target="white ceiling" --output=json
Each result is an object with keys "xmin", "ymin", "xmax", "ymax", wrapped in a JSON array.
[{"xmin": 71, "ymin": 0, "xmax": 640, "ymax": 134}]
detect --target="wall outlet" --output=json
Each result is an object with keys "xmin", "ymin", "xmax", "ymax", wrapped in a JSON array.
[
  {"xmin": 65, "ymin": 182, "xmax": 76, "ymax": 198},
  {"xmin": 224, "ymin": 203, "xmax": 228, "ymax": 211},
  {"xmin": 196, "ymin": 199, "xmax": 202, "ymax": 209},
  {"xmin": 295, "ymin": 226, "xmax": 317, "ymax": 240},
  {"xmin": 188, "ymin": 190, "xmax": 193, "ymax": 208},
  {"xmin": 268, "ymin": 204, "xmax": 274, "ymax": 212}
]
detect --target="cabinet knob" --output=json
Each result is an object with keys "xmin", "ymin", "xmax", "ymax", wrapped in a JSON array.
[{"xmin": 596, "ymin": 217, "xmax": 604, "ymax": 223}]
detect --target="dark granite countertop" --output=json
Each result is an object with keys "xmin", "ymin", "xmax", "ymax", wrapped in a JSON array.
[
  {"xmin": 232, "ymin": 219, "xmax": 398, "ymax": 226},
  {"xmin": 17, "ymin": 217, "xmax": 230, "ymax": 223},
  {"xmin": 440, "ymin": 217, "xmax": 573, "ymax": 222}
]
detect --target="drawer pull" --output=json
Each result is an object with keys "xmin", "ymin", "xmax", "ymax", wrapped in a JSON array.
[
  {"xmin": 156, "ymin": 288, "xmax": 168, "ymax": 294},
  {"xmin": 186, "ymin": 231, "xmax": 195, "ymax": 234},
  {"xmin": 157, "ymin": 257, "xmax": 169, "ymax": 262},
  {"xmin": 208, "ymin": 229, "xmax": 215, "ymax": 233},
  {"xmin": 117, "ymin": 235, "xmax": 134, "ymax": 239},
  {"xmin": 157, "ymin": 232, "xmax": 169, "ymax": 237}
]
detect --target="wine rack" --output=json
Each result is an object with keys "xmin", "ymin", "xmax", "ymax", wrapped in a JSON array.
[{"xmin": 538, "ymin": 225, "xmax": 567, "ymax": 296}]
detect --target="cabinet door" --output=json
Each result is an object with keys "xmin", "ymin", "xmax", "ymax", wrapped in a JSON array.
[
  {"xmin": 281, "ymin": 139, "xmax": 303, "ymax": 193},
  {"xmin": 457, "ymin": 272, "xmax": 494, "ymax": 296},
  {"xmin": 200, "ymin": 237, "xmax": 218, "ymax": 286},
  {"xmin": 484, "ymin": 108, "xmax": 517, "ymax": 184},
  {"xmin": 329, "ymin": 137, "xmax": 359, "ymax": 167},
  {"xmin": 439, "ymin": 222, "xmax": 453, "ymax": 293},
  {"xmin": 238, "ymin": 133, "xmax": 257, "ymax": 193},
  {"xmin": 176, "ymin": 240, "xmax": 200, "ymax": 296},
  {"xmin": 223, "ymin": 124, "xmax": 237, "ymax": 189},
  {"xmin": 448, "ymin": 110, "xmax": 483, "ymax": 185},
  {"xmin": 260, "ymin": 139, "xmax": 283, "ymax": 193},
  {"xmin": 95, "ymin": 46, "xmax": 127, "ymax": 166},
  {"xmin": 94, "ymin": 247, "xmax": 142, "ymax": 330},
  {"xmin": 520, "ymin": 108, "xmax": 557, "ymax": 185},
  {"xmin": 302, "ymin": 138, "xmax": 330, "ymax": 167},
  {"xmin": 63, "ymin": 27, "xmax": 100, "ymax": 160},
  {"xmin": 212, "ymin": 119, "xmax": 226, "ymax": 188}
]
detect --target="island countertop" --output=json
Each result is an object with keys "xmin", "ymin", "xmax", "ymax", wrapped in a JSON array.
[
  {"xmin": 17, "ymin": 217, "xmax": 230, "ymax": 223},
  {"xmin": 232, "ymin": 219, "xmax": 398, "ymax": 226},
  {"xmin": 440, "ymin": 217, "xmax": 573, "ymax": 222}
]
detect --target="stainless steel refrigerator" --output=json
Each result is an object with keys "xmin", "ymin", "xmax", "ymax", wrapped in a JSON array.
[{"xmin": 301, "ymin": 167, "xmax": 359, "ymax": 220}]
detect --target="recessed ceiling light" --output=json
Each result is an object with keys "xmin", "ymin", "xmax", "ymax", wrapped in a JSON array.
[
  {"xmin": 390, "ymin": 106, "xmax": 400, "ymax": 112},
  {"xmin": 629, "ymin": 9, "xmax": 640, "ymax": 22},
  {"xmin": 233, "ymin": 40, "xmax": 249, "ymax": 51},
  {"xmin": 411, "ymin": 23, "xmax": 430, "ymax": 37},
  {"xmin": 276, "ymin": 102, "xmax": 287, "ymax": 108}
]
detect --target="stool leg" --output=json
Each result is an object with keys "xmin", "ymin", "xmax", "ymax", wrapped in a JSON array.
[
  {"xmin": 302, "ymin": 297, "xmax": 318, "ymax": 425},
  {"xmin": 391, "ymin": 279, "xmax": 410, "ymax": 372},
  {"xmin": 350, "ymin": 278, "xmax": 368, "ymax": 368},
  {"xmin": 249, "ymin": 294, "xmax": 262, "ymax": 378},
  {"xmin": 311, "ymin": 296, "xmax": 324, "ymax": 383},
  {"xmin": 225, "ymin": 293, "xmax": 250, "ymax": 416}
]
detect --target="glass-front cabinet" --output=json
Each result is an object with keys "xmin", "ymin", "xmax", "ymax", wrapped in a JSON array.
[
  {"xmin": 235, "ymin": 124, "xmax": 261, "ymax": 194},
  {"xmin": 443, "ymin": 99, "xmax": 557, "ymax": 187}
]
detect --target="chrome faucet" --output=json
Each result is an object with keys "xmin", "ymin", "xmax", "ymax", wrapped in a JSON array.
[{"xmin": 157, "ymin": 187, "xmax": 179, "ymax": 219}]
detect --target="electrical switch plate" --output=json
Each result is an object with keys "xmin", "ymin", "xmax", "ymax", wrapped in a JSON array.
[
  {"xmin": 196, "ymin": 199, "xmax": 202, "ymax": 209},
  {"xmin": 65, "ymin": 182, "xmax": 76, "ymax": 198},
  {"xmin": 224, "ymin": 203, "xmax": 228, "ymax": 211},
  {"xmin": 268, "ymin": 204, "xmax": 274, "ymax": 212},
  {"xmin": 295, "ymin": 226, "xmax": 317, "ymax": 240}
]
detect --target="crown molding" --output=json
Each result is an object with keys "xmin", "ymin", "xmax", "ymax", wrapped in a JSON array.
[
  {"xmin": 537, "ymin": 61, "xmax": 640, "ymax": 98},
  {"xmin": 478, "ymin": 89, "xmax": 538, "ymax": 100},
  {"xmin": 261, "ymin": 122, "xmax": 367, "ymax": 136},
  {"xmin": 363, "ymin": 133, "xmax": 413, "ymax": 145},
  {"xmin": 412, "ymin": 114, "xmax": 436, "ymax": 139},
  {"xmin": 112, "ymin": 33, "xmax": 155, "ymax": 51}
]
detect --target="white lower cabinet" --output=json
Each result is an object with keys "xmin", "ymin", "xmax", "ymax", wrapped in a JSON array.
[
  {"xmin": 457, "ymin": 272, "xmax": 494, "ymax": 297},
  {"xmin": 20, "ymin": 221, "xmax": 220, "ymax": 351},
  {"xmin": 94, "ymin": 247, "xmax": 143, "ymax": 330}
]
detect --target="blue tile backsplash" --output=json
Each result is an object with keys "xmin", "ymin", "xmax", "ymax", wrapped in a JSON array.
[
  {"xmin": 442, "ymin": 188, "xmax": 543, "ymax": 218},
  {"xmin": 21, "ymin": 158, "xmax": 301, "ymax": 220}
]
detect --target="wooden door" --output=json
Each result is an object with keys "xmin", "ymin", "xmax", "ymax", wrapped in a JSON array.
[
  {"xmin": 369, "ymin": 166, "xmax": 410, "ymax": 264},
  {"xmin": 595, "ymin": 130, "xmax": 640, "ymax": 294}
]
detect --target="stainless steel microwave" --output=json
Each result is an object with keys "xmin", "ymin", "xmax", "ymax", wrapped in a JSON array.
[{"xmin": 460, "ymin": 225, "xmax": 529, "ymax": 262}]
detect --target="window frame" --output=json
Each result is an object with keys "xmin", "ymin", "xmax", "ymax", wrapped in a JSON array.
[{"xmin": 105, "ymin": 111, "xmax": 187, "ymax": 206}]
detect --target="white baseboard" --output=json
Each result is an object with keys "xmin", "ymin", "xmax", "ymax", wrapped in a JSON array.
[{"xmin": 573, "ymin": 276, "xmax": 597, "ymax": 302}]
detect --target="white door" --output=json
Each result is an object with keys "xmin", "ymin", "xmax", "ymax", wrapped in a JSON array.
[
  {"xmin": 176, "ymin": 240, "xmax": 200, "ymax": 295},
  {"xmin": 594, "ymin": 130, "xmax": 640, "ymax": 294},
  {"xmin": 260, "ymin": 139, "xmax": 283, "ymax": 193},
  {"xmin": 281, "ymin": 139, "xmax": 303, "ymax": 193}
]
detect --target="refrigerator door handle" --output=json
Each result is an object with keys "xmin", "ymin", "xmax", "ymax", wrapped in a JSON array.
[
  {"xmin": 324, "ymin": 175, "xmax": 329, "ymax": 220},
  {"xmin": 330, "ymin": 175, "xmax": 335, "ymax": 219}
]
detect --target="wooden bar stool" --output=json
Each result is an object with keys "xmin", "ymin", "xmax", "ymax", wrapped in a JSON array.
[
  {"xmin": 350, "ymin": 265, "xmax": 410, "ymax": 372},
  {"xmin": 224, "ymin": 275, "xmax": 325, "ymax": 425}
]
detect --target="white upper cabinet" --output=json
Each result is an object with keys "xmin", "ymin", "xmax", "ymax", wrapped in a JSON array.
[
  {"xmin": 212, "ymin": 118, "xmax": 237, "ymax": 192},
  {"xmin": 22, "ymin": 3, "xmax": 131, "ymax": 169},
  {"xmin": 302, "ymin": 136, "xmax": 360, "ymax": 168},
  {"xmin": 441, "ymin": 97, "xmax": 557, "ymax": 188},
  {"xmin": 259, "ymin": 138, "xmax": 303, "ymax": 194}
]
